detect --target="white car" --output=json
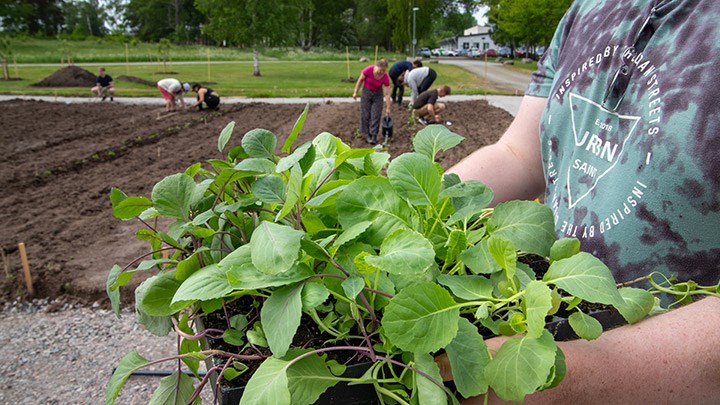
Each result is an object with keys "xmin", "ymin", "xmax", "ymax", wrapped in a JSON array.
[{"xmin": 445, "ymin": 49, "xmax": 458, "ymax": 57}]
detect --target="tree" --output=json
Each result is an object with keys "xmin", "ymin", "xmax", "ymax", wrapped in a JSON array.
[
  {"xmin": 482, "ymin": 0, "xmax": 571, "ymax": 49},
  {"xmin": 196, "ymin": 0, "xmax": 293, "ymax": 76},
  {"xmin": 0, "ymin": 36, "xmax": 12, "ymax": 80},
  {"xmin": 62, "ymin": 0, "xmax": 109, "ymax": 37},
  {"xmin": 0, "ymin": 0, "xmax": 64, "ymax": 36},
  {"xmin": 125, "ymin": 0, "xmax": 203, "ymax": 42}
]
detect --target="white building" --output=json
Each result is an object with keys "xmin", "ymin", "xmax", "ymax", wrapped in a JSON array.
[{"xmin": 456, "ymin": 26, "xmax": 498, "ymax": 51}]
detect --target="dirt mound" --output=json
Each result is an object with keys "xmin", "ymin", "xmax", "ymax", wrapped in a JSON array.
[
  {"xmin": 33, "ymin": 65, "xmax": 96, "ymax": 87},
  {"xmin": 117, "ymin": 75, "xmax": 157, "ymax": 87}
]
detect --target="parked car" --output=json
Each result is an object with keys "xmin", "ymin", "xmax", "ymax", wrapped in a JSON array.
[
  {"xmin": 457, "ymin": 48, "xmax": 469, "ymax": 57},
  {"xmin": 445, "ymin": 49, "xmax": 457, "ymax": 57},
  {"xmin": 483, "ymin": 49, "xmax": 498, "ymax": 57},
  {"xmin": 468, "ymin": 48, "xmax": 482, "ymax": 57},
  {"xmin": 514, "ymin": 47, "xmax": 527, "ymax": 58},
  {"xmin": 498, "ymin": 47, "xmax": 512, "ymax": 58},
  {"xmin": 431, "ymin": 48, "xmax": 444, "ymax": 56},
  {"xmin": 418, "ymin": 47, "xmax": 431, "ymax": 58}
]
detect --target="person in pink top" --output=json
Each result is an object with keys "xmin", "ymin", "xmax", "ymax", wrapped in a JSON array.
[{"xmin": 352, "ymin": 58, "xmax": 392, "ymax": 144}]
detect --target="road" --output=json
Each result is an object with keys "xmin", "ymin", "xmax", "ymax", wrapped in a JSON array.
[{"xmin": 438, "ymin": 58, "xmax": 532, "ymax": 94}]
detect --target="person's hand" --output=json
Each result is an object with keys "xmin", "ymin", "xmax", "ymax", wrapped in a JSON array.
[
  {"xmin": 385, "ymin": 108, "xmax": 391, "ymax": 116},
  {"xmin": 352, "ymin": 92, "xmax": 357, "ymax": 100},
  {"xmin": 434, "ymin": 114, "xmax": 441, "ymax": 123}
]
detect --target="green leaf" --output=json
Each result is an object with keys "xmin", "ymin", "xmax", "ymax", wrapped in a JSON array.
[
  {"xmin": 242, "ymin": 128, "xmax": 276, "ymax": 159},
  {"xmin": 149, "ymin": 372, "xmax": 197, "ymax": 405},
  {"xmin": 109, "ymin": 187, "xmax": 127, "ymax": 207},
  {"xmin": 106, "ymin": 265, "xmax": 122, "ymax": 318},
  {"xmin": 543, "ymin": 253, "xmax": 624, "ymax": 306},
  {"xmin": 341, "ymin": 276, "xmax": 365, "ymax": 300},
  {"xmin": 234, "ymin": 157, "xmax": 277, "ymax": 173},
  {"xmin": 365, "ymin": 229, "xmax": 434, "ymax": 276},
  {"xmin": 136, "ymin": 270, "xmax": 183, "ymax": 316},
  {"xmin": 172, "ymin": 264, "xmax": 233, "ymax": 304},
  {"xmin": 311, "ymin": 132, "xmax": 342, "ymax": 158},
  {"xmin": 336, "ymin": 176, "xmax": 418, "ymax": 246},
  {"xmin": 224, "ymin": 246, "xmax": 314, "ymax": 289},
  {"xmin": 550, "ymin": 238, "xmax": 581, "ymax": 262},
  {"xmin": 251, "ymin": 175, "xmax": 286, "ymax": 204},
  {"xmin": 487, "ymin": 235, "xmax": 517, "ymax": 276},
  {"xmin": 335, "ymin": 148, "xmax": 375, "ymax": 169},
  {"xmin": 152, "ymin": 173, "xmax": 197, "ymax": 220},
  {"xmin": 239, "ymin": 358, "xmax": 291, "ymax": 405},
  {"xmin": 286, "ymin": 351, "xmax": 341, "ymax": 405},
  {"xmin": 333, "ymin": 221, "xmax": 372, "ymax": 248},
  {"xmin": 218, "ymin": 121, "xmax": 236, "ymax": 152},
  {"xmin": 135, "ymin": 308, "xmax": 172, "ymax": 337},
  {"xmin": 440, "ymin": 180, "xmax": 493, "ymax": 210},
  {"xmin": 277, "ymin": 141, "xmax": 313, "ymax": 173},
  {"xmin": 364, "ymin": 151, "xmax": 390, "ymax": 175},
  {"xmin": 524, "ymin": 281, "xmax": 552, "ymax": 338},
  {"xmin": 445, "ymin": 317, "xmax": 491, "ymax": 398},
  {"xmin": 413, "ymin": 124, "xmax": 465, "ymax": 161},
  {"xmin": 461, "ymin": 239, "xmax": 503, "ymax": 275},
  {"xmin": 616, "ymin": 287, "xmax": 654, "ymax": 324},
  {"xmin": 568, "ymin": 311, "xmax": 603, "ymax": 340},
  {"xmin": 250, "ymin": 221, "xmax": 304, "ymax": 275},
  {"xmin": 437, "ymin": 275, "xmax": 494, "ymax": 301},
  {"xmin": 105, "ymin": 352, "xmax": 149, "ymax": 405},
  {"xmin": 301, "ymin": 282, "xmax": 329, "ymax": 310},
  {"xmin": 387, "ymin": 152, "xmax": 441, "ymax": 206},
  {"xmin": 485, "ymin": 330, "xmax": 557, "ymax": 403},
  {"xmin": 261, "ymin": 284, "xmax": 303, "ymax": 357},
  {"xmin": 112, "ymin": 196, "xmax": 153, "ymax": 220},
  {"xmin": 414, "ymin": 352, "xmax": 447, "ymax": 404},
  {"xmin": 488, "ymin": 201, "xmax": 555, "ymax": 256},
  {"xmin": 282, "ymin": 103, "xmax": 310, "ymax": 153},
  {"xmin": 276, "ymin": 164, "xmax": 302, "ymax": 221},
  {"xmin": 383, "ymin": 282, "xmax": 460, "ymax": 353}
]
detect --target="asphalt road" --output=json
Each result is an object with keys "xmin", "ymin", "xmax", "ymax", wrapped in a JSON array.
[{"xmin": 438, "ymin": 58, "xmax": 532, "ymax": 94}]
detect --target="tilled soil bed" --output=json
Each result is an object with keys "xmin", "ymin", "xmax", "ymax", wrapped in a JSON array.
[{"xmin": 0, "ymin": 99, "xmax": 513, "ymax": 306}]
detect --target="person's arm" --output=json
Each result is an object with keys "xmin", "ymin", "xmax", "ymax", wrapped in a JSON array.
[
  {"xmin": 353, "ymin": 75, "xmax": 365, "ymax": 100},
  {"xmin": 441, "ymin": 296, "xmax": 720, "ymax": 404},
  {"xmin": 193, "ymin": 88, "xmax": 207, "ymax": 108},
  {"xmin": 446, "ymin": 95, "xmax": 546, "ymax": 206},
  {"xmin": 383, "ymin": 84, "xmax": 391, "ymax": 116},
  {"xmin": 427, "ymin": 103, "xmax": 438, "ymax": 122}
]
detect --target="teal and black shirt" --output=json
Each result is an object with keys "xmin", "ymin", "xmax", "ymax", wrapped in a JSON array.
[{"xmin": 526, "ymin": 0, "xmax": 720, "ymax": 285}]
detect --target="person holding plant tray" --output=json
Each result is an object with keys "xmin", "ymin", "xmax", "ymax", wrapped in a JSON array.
[
  {"xmin": 352, "ymin": 58, "xmax": 392, "ymax": 144},
  {"xmin": 156, "ymin": 78, "xmax": 188, "ymax": 112},
  {"xmin": 438, "ymin": 0, "xmax": 720, "ymax": 403},
  {"xmin": 190, "ymin": 82, "xmax": 220, "ymax": 111}
]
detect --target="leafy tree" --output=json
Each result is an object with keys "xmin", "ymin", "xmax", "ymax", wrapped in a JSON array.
[
  {"xmin": 0, "ymin": 36, "xmax": 12, "ymax": 80},
  {"xmin": 125, "ymin": 0, "xmax": 203, "ymax": 42},
  {"xmin": 196, "ymin": 0, "xmax": 293, "ymax": 76},
  {"xmin": 0, "ymin": 0, "xmax": 64, "ymax": 36},
  {"xmin": 482, "ymin": 0, "xmax": 571, "ymax": 50},
  {"xmin": 62, "ymin": 0, "xmax": 109, "ymax": 37},
  {"xmin": 387, "ymin": 0, "xmax": 441, "ymax": 52}
]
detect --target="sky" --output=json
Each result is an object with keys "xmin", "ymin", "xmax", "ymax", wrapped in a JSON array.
[{"xmin": 474, "ymin": 5, "xmax": 489, "ymax": 26}]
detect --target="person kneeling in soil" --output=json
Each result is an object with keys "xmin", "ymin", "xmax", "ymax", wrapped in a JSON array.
[
  {"xmin": 156, "ymin": 78, "xmax": 189, "ymax": 112},
  {"xmin": 91, "ymin": 67, "xmax": 115, "ymax": 101},
  {"xmin": 413, "ymin": 85, "xmax": 451, "ymax": 125},
  {"xmin": 190, "ymin": 83, "xmax": 220, "ymax": 111}
]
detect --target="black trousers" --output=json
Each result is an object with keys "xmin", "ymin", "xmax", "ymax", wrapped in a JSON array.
[
  {"xmin": 418, "ymin": 68, "xmax": 437, "ymax": 95},
  {"xmin": 390, "ymin": 74, "xmax": 404, "ymax": 104}
]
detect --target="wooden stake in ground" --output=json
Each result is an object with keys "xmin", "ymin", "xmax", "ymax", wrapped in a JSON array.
[
  {"xmin": 12, "ymin": 55, "xmax": 18, "ymax": 79},
  {"xmin": 346, "ymin": 47, "xmax": 350, "ymax": 80},
  {"xmin": 374, "ymin": 45, "xmax": 378, "ymax": 64},
  {"xmin": 124, "ymin": 43, "xmax": 130, "ymax": 75},
  {"xmin": 207, "ymin": 48, "xmax": 212, "ymax": 82},
  {"xmin": 17, "ymin": 242, "xmax": 34, "ymax": 295}
]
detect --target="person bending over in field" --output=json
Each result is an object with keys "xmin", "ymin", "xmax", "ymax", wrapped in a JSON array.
[
  {"xmin": 156, "ymin": 78, "xmax": 188, "ymax": 112},
  {"xmin": 413, "ymin": 85, "xmax": 451, "ymax": 125},
  {"xmin": 190, "ymin": 83, "xmax": 221, "ymax": 111}
]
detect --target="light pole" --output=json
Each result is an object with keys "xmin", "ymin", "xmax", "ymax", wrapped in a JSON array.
[{"xmin": 412, "ymin": 7, "xmax": 419, "ymax": 58}]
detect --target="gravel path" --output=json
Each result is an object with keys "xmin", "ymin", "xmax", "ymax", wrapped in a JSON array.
[{"xmin": 0, "ymin": 299, "xmax": 213, "ymax": 405}]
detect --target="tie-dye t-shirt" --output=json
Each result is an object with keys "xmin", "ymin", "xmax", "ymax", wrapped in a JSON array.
[{"xmin": 526, "ymin": 0, "xmax": 720, "ymax": 285}]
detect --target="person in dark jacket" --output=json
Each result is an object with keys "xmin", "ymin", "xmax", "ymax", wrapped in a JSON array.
[
  {"xmin": 190, "ymin": 83, "xmax": 220, "ymax": 111},
  {"xmin": 388, "ymin": 59, "xmax": 422, "ymax": 105}
]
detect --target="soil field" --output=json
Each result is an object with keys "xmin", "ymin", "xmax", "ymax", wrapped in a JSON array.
[{"xmin": 0, "ymin": 99, "xmax": 513, "ymax": 307}]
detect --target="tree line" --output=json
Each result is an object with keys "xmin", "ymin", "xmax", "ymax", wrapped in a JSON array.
[{"xmin": 0, "ymin": 0, "xmax": 570, "ymax": 53}]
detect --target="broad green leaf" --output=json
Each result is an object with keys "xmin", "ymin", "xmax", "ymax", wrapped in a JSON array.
[
  {"xmin": 485, "ymin": 330, "xmax": 557, "ymax": 403},
  {"xmin": 217, "ymin": 121, "xmax": 236, "ymax": 152},
  {"xmin": 333, "ymin": 221, "xmax": 372, "ymax": 248},
  {"xmin": 440, "ymin": 180, "xmax": 493, "ymax": 210},
  {"xmin": 383, "ymin": 282, "xmax": 460, "ymax": 353},
  {"xmin": 242, "ymin": 128, "xmax": 276, "ymax": 159},
  {"xmin": 239, "ymin": 358, "xmax": 291, "ymax": 405},
  {"xmin": 112, "ymin": 196, "xmax": 152, "ymax": 220},
  {"xmin": 387, "ymin": 152, "xmax": 441, "ymax": 206},
  {"xmin": 616, "ymin": 287, "xmax": 654, "ymax": 324},
  {"xmin": 305, "ymin": 184, "xmax": 347, "ymax": 208},
  {"xmin": 541, "ymin": 345, "xmax": 567, "ymax": 390},
  {"xmin": 461, "ymin": 239, "xmax": 503, "ymax": 274},
  {"xmin": 286, "ymin": 350, "xmax": 341, "ymax": 405},
  {"xmin": 437, "ymin": 275, "xmax": 494, "ymax": 301},
  {"xmin": 487, "ymin": 235, "xmax": 517, "ymax": 277},
  {"xmin": 137, "ymin": 270, "xmax": 183, "ymax": 316},
  {"xmin": 445, "ymin": 317, "xmax": 491, "ymax": 397},
  {"xmin": 300, "ymin": 238, "xmax": 331, "ymax": 261},
  {"xmin": 135, "ymin": 259, "xmax": 174, "ymax": 271},
  {"xmin": 568, "ymin": 311, "xmax": 603, "ymax": 340},
  {"xmin": 282, "ymin": 103, "xmax": 309, "ymax": 153},
  {"xmin": 106, "ymin": 264, "xmax": 122, "ymax": 318},
  {"xmin": 524, "ymin": 281, "xmax": 552, "ymax": 338},
  {"xmin": 250, "ymin": 221, "xmax": 304, "ymax": 275},
  {"xmin": 364, "ymin": 151, "xmax": 390, "ymax": 175},
  {"xmin": 105, "ymin": 352, "xmax": 150, "ymax": 405},
  {"xmin": 251, "ymin": 175, "xmax": 286, "ymax": 204},
  {"xmin": 336, "ymin": 176, "xmax": 418, "ymax": 246},
  {"xmin": 550, "ymin": 238, "xmax": 581, "ymax": 262},
  {"xmin": 301, "ymin": 282, "xmax": 329, "ymax": 310},
  {"xmin": 261, "ymin": 284, "xmax": 303, "ymax": 357},
  {"xmin": 109, "ymin": 187, "xmax": 127, "ymax": 207},
  {"xmin": 149, "ymin": 372, "xmax": 197, "ymax": 405},
  {"xmin": 176, "ymin": 250, "xmax": 205, "ymax": 281},
  {"xmin": 172, "ymin": 264, "xmax": 233, "ymax": 304},
  {"xmin": 152, "ymin": 173, "xmax": 197, "ymax": 220},
  {"xmin": 234, "ymin": 158, "xmax": 277, "ymax": 174},
  {"xmin": 335, "ymin": 148, "xmax": 375, "ymax": 169},
  {"xmin": 311, "ymin": 132, "xmax": 343, "ymax": 159},
  {"xmin": 223, "ymin": 329, "xmax": 246, "ymax": 346},
  {"xmin": 135, "ymin": 308, "xmax": 172, "ymax": 336},
  {"xmin": 341, "ymin": 276, "xmax": 365, "ymax": 300},
  {"xmin": 488, "ymin": 201, "xmax": 555, "ymax": 256},
  {"xmin": 224, "ymin": 247, "xmax": 313, "ymax": 290},
  {"xmin": 275, "ymin": 164, "xmax": 302, "ymax": 221},
  {"xmin": 413, "ymin": 124, "xmax": 465, "ymax": 161},
  {"xmin": 277, "ymin": 142, "xmax": 312, "ymax": 173},
  {"xmin": 414, "ymin": 352, "xmax": 447, "ymax": 405},
  {"xmin": 365, "ymin": 229, "xmax": 434, "ymax": 276},
  {"xmin": 444, "ymin": 229, "xmax": 468, "ymax": 263},
  {"xmin": 543, "ymin": 253, "xmax": 624, "ymax": 306}
]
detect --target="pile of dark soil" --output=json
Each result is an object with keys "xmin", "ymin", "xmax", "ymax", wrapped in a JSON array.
[
  {"xmin": 33, "ymin": 65, "xmax": 97, "ymax": 87},
  {"xmin": 117, "ymin": 75, "xmax": 157, "ymax": 87}
]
